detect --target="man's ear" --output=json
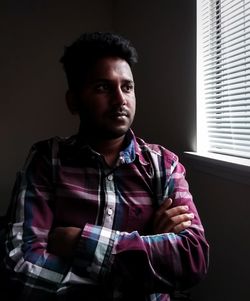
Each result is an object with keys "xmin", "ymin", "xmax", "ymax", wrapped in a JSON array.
[{"xmin": 65, "ymin": 90, "xmax": 79, "ymax": 115}]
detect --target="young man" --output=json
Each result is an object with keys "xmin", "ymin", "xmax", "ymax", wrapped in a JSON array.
[{"xmin": 3, "ymin": 32, "xmax": 209, "ymax": 300}]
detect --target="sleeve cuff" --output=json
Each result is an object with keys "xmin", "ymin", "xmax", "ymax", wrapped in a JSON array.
[{"xmin": 73, "ymin": 223, "xmax": 119, "ymax": 281}]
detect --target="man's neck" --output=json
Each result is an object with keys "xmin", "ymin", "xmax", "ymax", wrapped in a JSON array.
[
  {"xmin": 79, "ymin": 130, "xmax": 127, "ymax": 167},
  {"xmin": 92, "ymin": 136, "xmax": 125, "ymax": 154},
  {"xmin": 94, "ymin": 137, "xmax": 126, "ymax": 167}
]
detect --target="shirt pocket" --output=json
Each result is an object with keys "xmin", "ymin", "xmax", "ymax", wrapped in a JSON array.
[{"xmin": 126, "ymin": 203, "xmax": 154, "ymax": 234}]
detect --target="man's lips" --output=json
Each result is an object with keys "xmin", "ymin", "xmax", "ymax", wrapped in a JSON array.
[{"xmin": 109, "ymin": 110, "xmax": 129, "ymax": 118}]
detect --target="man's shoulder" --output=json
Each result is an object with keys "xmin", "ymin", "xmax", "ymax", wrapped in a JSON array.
[
  {"xmin": 135, "ymin": 136, "xmax": 179, "ymax": 163},
  {"xmin": 30, "ymin": 135, "xmax": 77, "ymax": 154}
]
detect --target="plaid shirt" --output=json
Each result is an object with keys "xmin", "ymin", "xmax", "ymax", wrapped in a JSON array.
[{"xmin": 4, "ymin": 129, "xmax": 209, "ymax": 301}]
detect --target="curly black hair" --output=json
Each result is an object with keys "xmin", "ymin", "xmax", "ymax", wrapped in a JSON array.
[{"xmin": 60, "ymin": 32, "xmax": 138, "ymax": 91}]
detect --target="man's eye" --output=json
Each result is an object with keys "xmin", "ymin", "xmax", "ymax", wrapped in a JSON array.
[
  {"xmin": 122, "ymin": 84, "xmax": 134, "ymax": 92},
  {"xmin": 95, "ymin": 84, "xmax": 109, "ymax": 92}
]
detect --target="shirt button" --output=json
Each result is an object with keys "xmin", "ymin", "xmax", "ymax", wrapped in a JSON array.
[
  {"xmin": 107, "ymin": 208, "xmax": 113, "ymax": 216},
  {"xmin": 107, "ymin": 174, "xmax": 113, "ymax": 181},
  {"xmin": 119, "ymin": 156, "xmax": 125, "ymax": 164}
]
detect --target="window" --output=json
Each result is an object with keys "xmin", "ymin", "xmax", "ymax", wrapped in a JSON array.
[{"xmin": 197, "ymin": 0, "xmax": 250, "ymax": 161}]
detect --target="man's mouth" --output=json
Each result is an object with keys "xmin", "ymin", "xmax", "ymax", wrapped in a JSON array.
[{"xmin": 110, "ymin": 110, "xmax": 129, "ymax": 119}]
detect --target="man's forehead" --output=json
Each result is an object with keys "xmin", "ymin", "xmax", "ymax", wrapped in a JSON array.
[{"xmin": 87, "ymin": 57, "xmax": 134, "ymax": 81}]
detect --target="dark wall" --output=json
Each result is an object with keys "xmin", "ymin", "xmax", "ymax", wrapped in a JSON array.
[
  {"xmin": 1, "ymin": 1, "xmax": 249, "ymax": 300},
  {"xmin": 113, "ymin": 0, "xmax": 197, "ymax": 156},
  {"xmin": 0, "ymin": 0, "xmax": 113, "ymax": 214},
  {"xmin": 184, "ymin": 162, "xmax": 250, "ymax": 301},
  {"xmin": 113, "ymin": 1, "xmax": 250, "ymax": 300}
]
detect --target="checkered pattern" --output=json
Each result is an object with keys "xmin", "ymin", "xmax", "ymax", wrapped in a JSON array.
[{"xmin": 4, "ymin": 129, "xmax": 209, "ymax": 300}]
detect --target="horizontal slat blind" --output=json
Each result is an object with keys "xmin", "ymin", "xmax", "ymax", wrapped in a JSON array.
[{"xmin": 201, "ymin": 0, "xmax": 250, "ymax": 159}]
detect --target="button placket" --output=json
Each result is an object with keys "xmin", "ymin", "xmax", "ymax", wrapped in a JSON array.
[
  {"xmin": 107, "ymin": 174, "xmax": 113, "ymax": 181},
  {"xmin": 102, "ymin": 172, "xmax": 116, "ymax": 228},
  {"xmin": 107, "ymin": 208, "xmax": 113, "ymax": 216}
]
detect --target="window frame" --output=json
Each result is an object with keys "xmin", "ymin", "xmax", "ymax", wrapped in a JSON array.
[{"xmin": 187, "ymin": 0, "xmax": 250, "ymax": 182}]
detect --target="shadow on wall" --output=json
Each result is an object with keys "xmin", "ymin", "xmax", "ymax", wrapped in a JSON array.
[{"xmin": 0, "ymin": 0, "xmax": 113, "ymax": 215}]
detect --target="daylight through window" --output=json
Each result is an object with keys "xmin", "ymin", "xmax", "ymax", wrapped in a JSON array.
[{"xmin": 197, "ymin": 0, "xmax": 250, "ymax": 159}]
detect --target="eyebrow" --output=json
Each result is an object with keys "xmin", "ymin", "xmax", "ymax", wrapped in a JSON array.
[{"xmin": 91, "ymin": 78, "xmax": 134, "ymax": 85}]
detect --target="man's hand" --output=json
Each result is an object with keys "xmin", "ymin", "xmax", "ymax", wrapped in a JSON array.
[
  {"xmin": 153, "ymin": 198, "xmax": 194, "ymax": 234},
  {"xmin": 48, "ymin": 226, "xmax": 81, "ymax": 258}
]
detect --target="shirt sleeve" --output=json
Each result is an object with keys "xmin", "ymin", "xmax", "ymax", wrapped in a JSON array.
[
  {"xmin": 5, "ymin": 140, "xmax": 209, "ymax": 298},
  {"xmin": 72, "ymin": 156, "xmax": 209, "ymax": 295},
  {"xmin": 4, "ymin": 141, "xmax": 73, "ymax": 298}
]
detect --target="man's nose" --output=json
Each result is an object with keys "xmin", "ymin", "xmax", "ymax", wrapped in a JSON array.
[{"xmin": 112, "ymin": 87, "xmax": 127, "ymax": 105}]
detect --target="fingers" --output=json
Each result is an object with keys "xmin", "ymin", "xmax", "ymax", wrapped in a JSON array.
[
  {"xmin": 167, "ymin": 212, "xmax": 194, "ymax": 233},
  {"xmin": 154, "ymin": 198, "xmax": 173, "ymax": 222},
  {"xmin": 172, "ymin": 220, "xmax": 192, "ymax": 234},
  {"xmin": 153, "ymin": 198, "xmax": 194, "ymax": 234},
  {"xmin": 154, "ymin": 199, "xmax": 189, "ymax": 227},
  {"xmin": 155, "ymin": 212, "xmax": 194, "ymax": 234},
  {"xmin": 158, "ymin": 198, "xmax": 173, "ymax": 212}
]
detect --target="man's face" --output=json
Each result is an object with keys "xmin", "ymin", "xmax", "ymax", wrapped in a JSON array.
[{"xmin": 76, "ymin": 56, "xmax": 136, "ymax": 139}]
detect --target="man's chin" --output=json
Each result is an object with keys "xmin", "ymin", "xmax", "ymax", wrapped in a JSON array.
[
  {"xmin": 103, "ymin": 131, "xmax": 128, "ymax": 140},
  {"xmin": 99, "ymin": 127, "xmax": 130, "ymax": 140}
]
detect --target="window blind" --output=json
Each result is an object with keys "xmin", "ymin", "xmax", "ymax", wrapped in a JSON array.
[{"xmin": 201, "ymin": 0, "xmax": 250, "ymax": 159}]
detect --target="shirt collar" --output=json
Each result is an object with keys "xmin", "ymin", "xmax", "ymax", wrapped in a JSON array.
[
  {"xmin": 73, "ymin": 128, "xmax": 149, "ymax": 166},
  {"xmin": 121, "ymin": 129, "xmax": 149, "ymax": 166}
]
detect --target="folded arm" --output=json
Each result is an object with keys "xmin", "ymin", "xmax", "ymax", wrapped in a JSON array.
[{"xmin": 5, "ymin": 142, "xmax": 209, "ymax": 297}]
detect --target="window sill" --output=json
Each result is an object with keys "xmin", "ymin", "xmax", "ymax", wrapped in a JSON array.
[{"xmin": 183, "ymin": 151, "xmax": 250, "ymax": 186}]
